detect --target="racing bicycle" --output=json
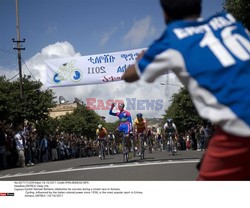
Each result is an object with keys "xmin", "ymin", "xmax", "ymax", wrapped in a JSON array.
[
  {"xmin": 98, "ymin": 139, "xmax": 106, "ymax": 160},
  {"xmin": 138, "ymin": 133, "xmax": 145, "ymax": 160},
  {"xmin": 167, "ymin": 132, "xmax": 176, "ymax": 156},
  {"xmin": 122, "ymin": 132, "xmax": 129, "ymax": 163}
]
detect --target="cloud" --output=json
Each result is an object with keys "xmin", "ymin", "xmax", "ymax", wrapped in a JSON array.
[
  {"xmin": 0, "ymin": 50, "xmax": 19, "ymax": 79},
  {"xmin": 122, "ymin": 16, "xmax": 156, "ymax": 48},
  {"xmin": 1, "ymin": 41, "xmax": 181, "ymax": 122},
  {"xmin": 23, "ymin": 41, "xmax": 81, "ymax": 86},
  {"xmin": 100, "ymin": 28, "xmax": 117, "ymax": 46},
  {"xmin": 0, "ymin": 66, "xmax": 19, "ymax": 80}
]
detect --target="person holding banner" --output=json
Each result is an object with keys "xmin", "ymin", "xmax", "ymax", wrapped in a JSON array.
[
  {"xmin": 109, "ymin": 103, "xmax": 133, "ymax": 157},
  {"xmin": 123, "ymin": 0, "xmax": 250, "ymax": 180}
]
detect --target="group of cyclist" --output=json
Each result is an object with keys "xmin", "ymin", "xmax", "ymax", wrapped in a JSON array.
[{"xmin": 95, "ymin": 102, "xmax": 178, "ymax": 160}]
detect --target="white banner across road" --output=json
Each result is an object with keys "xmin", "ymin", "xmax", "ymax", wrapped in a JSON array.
[{"xmin": 45, "ymin": 48, "xmax": 146, "ymax": 88}]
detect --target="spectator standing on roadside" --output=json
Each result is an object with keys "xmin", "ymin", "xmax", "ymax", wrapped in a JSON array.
[
  {"xmin": 51, "ymin": 136, "xmax": 59, "ymax": 161},
  {"xmin": 14, "ymin": 125, "xmax": 26, "ymax": 167},
  {"xmin": 190, "ymin": 128, "xmax": 197, "ymax": 150},
  {"xmin": 40, "ymin": 134, "xmax": 49, "ymax": 162},
  {"xmin": 123, "ymin": 0, "xmax": 250, "ymax": 180},
  {"xmin": 25, "ymin": 132, "xmax": 34, "ymax": 166}
]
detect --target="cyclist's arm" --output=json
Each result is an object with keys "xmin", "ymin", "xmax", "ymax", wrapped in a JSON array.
[
  {"xmin": 103, "ymin": 128, "xmax": 108, "ymax": 136},
  {"xmin": 144, "ymin": 120, "xmax": 148, "ymax": 132},
  {"xmin": 133, "ymin": 122, "xmax": 136, "ymax": 135},
  {"xmin": 128, "ymin": 113, "xmax": 133, "ymax": 132},
  {"xmin": 96, "ymin": 129, "xmax": 101, "ymax": 140},
  {"xmin": 173, "ymin": 123, "xmax": 178, "ymax": 134},
  {"xmin": 163, "ymin": 123, "xmax": 167, "ymax": 137},
  {"xmin": 122, "ymin": 50, "xmax": 145, "ymax": 82},
  {"xmin": 124, "ymin": 43, "xmax": 173, "ymax": 83},
  {"xmin": 163, "ymin": 123, "xmax": 167, "ymax": 131},
  {"xmin": 109, "ymin": 105, "xmax": 118, "ymax": 116}
]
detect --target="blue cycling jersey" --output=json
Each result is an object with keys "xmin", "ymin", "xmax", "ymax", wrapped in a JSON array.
[
  {"xmin": 136, "ymin": 13, "xmax": 250, "ymax": 136},
  {"xmin": 109, "ymin": 108, "xmax": 132, "ymax": 134}
]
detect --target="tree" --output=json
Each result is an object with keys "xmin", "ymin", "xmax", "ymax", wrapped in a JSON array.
[
  {"xmin": 164, "ymin": 88, "xmax": 202, "ymax": 133},
  {"xmin": 59, "ymin": 104, "xmax": 103, "ymax": 139},
  {"xmin": 36, "ymin": 117, "xmax": 59, "ymax": 135},
  {"xmin": 0, "ymin": 75, "xmax": 56, "ymax": 125},
  {"xmin": 224, "ymin": 0, "xmax": 250, "ymax": 30},
  {"xmin": 105, "ymin": 120, "xmax": 120, "ymax": 133}
]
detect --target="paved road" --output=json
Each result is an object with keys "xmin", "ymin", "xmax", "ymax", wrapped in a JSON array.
[{"xmin": 0, "ymin": 150, "xmax": 204, "ymax": 181}]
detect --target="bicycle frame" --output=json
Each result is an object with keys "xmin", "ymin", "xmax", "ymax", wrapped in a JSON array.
[
  {"xmin": 167, "ymin": 133, "xmax": 176, "ymax": 156},
  {"xmin": 99, "ymin": 139, "xmax": 105, "ymax": 160}
]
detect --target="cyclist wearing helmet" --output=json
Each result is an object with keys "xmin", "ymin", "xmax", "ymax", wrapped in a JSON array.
[
  {"xmin": 134, "ymin": 113, "xmax": 147, "ymax": 134},
  {"xmin": 164, "ymin": 118, "xmax": 178, "ymax": 152},
  {"xmin": 133, "ymin": 113, "xmax": 147, "ymax": 155},
  {"xmin": 96, "ymin": 124, "xmax": 107, "ymax": 140},
  {"xmin": 96, "ymin": 124, "xmax": 108, "ymax": 158},
  {"xmin": 109, "ymin": 102, "xmax": 133, "ymax": 154}
]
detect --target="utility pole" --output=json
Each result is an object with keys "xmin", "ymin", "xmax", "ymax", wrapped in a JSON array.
[{"xmin": 12, "ymin": 0, "xmax": 25, "ymax": 99}]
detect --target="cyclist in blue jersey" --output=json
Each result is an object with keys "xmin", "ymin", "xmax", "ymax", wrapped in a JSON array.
[
  {"xmin": 109, "ymin": 102, "xmax": 133, "ymax": 154},
  {"xmin": 123, "ymin": 0, "xmax": 250, "ymax": 180}
]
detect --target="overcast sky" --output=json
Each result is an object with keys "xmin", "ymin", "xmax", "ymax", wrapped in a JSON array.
[{"xmin": 0, "ymin": 0, "xmax": 225, "ymax": 122}]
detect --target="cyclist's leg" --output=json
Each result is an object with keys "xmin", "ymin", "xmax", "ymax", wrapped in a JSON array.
[
  {"xmin": 97, "ymin": 140, "xmax": 101, "ymax": 158},
  {"xmin": 126, "ymin": 124, "xmax": 132, "ymax": 152},
  {"xmin": 165, "ymin": 136, "xmax": 169, "ymax": 151},
  {"xmin": 120, "ymin": 123, "xmax": 131, "ymax": 153},
  {"xmin": 119, "ymin": 125, "xmax": 127, "ymax": 155},
  {"xmin": 121, "ymin": 132, "xmax": 128, "ymax": 162},
  {"xmin": 103, "ymin": 139, "xmax": 106, "ymax": 158},
  {"xmin": 137, "ymin": 132, "xmax": 142, "ymax": 156},
  {"xmin": 173, "ymin": 135, "xmax": 177, "ymax": 152},
  {"xmin": 139, "ymin": 132, "xmax": 143, "ymax": 153},
  {"xmin": 98, "ymin": 139, "xmax": 103, "ymax": 159},
  {"xmin": 133, "ymin": 133, "xmax": 138, "ymax": 155}
]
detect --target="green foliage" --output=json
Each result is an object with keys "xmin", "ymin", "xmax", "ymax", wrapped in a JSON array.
[
  {"xmin": 36, "ymin": 117, "xmax": 60, "ymax": 135},
  {"xmin": 58, "ymin": 104, "xmax": 103, "ymax": 138},
  {"xmin": 0, "ymin": 75, "xmax": 56, "ymax": 125},
  {"xmin": 164, "ymin": 88, "xmax": 202, "ymax": 133},
  {"xmin": 224, "ymin": 0, "xmax": 250, "ymax": 30},
  {"xmin": 105, "ymin": 120, "xmax": 120, "ymax": 132},
  {"xmin": 105, "ymin": 120, "xmax": 121, "ymax": 139}
]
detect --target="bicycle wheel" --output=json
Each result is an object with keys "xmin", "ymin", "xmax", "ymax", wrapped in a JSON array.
[
  {"xmin": 122, "ymin": 136, "xmax": 128, "ymax": 163},
  {"xmin": 170, "ymin": 138, "xmax": 175, "ymax": 156},
  {"xmin": 100, "ymin": 141, "xmax": 104, "ymax": 160},
  {"xmin": 102, "ymin": 141, "xmax": 106, "ymax": 159},
  {"xmin": 131, "ymin": 137, "xmax": 136, "ymax": 157}
]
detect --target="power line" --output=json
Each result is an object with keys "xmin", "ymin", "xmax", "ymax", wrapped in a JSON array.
[
  {"xmin": 21, "ymin": 58, "xmax": 37, "ymax": 81},
  {"xmin": 0, "ymin": 48, "xmax": 17, "ymax": 55},
  {"xmin": 8, "ymin": 73, "xmax": 19, "ymax": 81},
  {"xmin": 0, "ymin": 47, "xmax": 37, "ymax": 82}
]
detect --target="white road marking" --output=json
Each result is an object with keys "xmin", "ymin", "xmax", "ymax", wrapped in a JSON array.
[
  {"xmin": 13, "ymin": 173, "xmax": 22, "ymax": 176},
  {"xmin": 61, "ymin": 167, "xmax": 73, "ymax": 171},
  {"xmin": 26, "ymin": 171, "xmax": 34, "ymax": 174},
  {"xmin": 0, "ymin": 159, "xmax": 199, "ymax": 179}
]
